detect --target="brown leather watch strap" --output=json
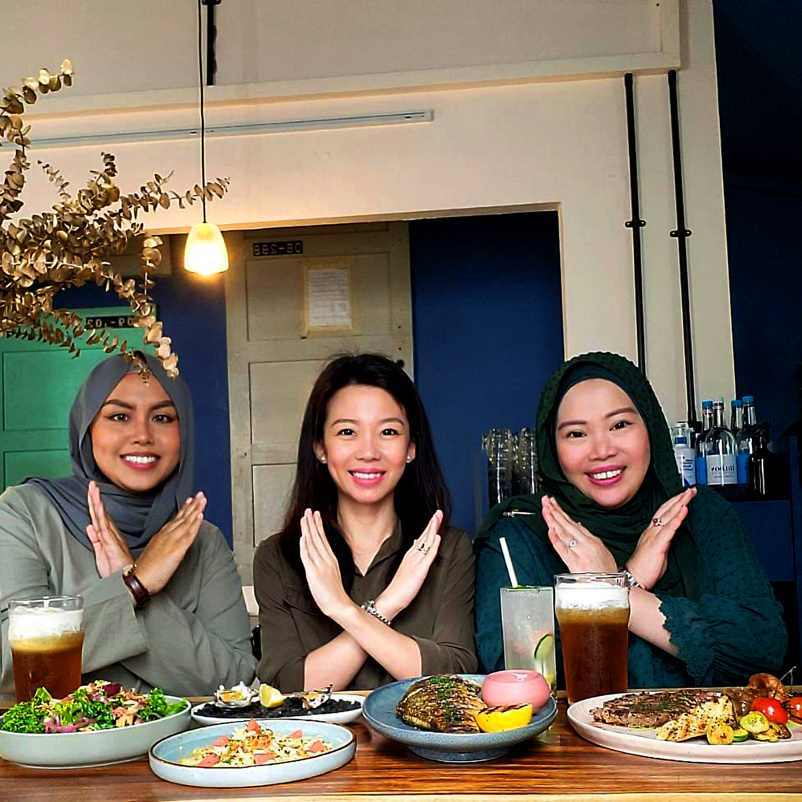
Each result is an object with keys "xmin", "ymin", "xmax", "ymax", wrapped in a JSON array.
[{"xmin": 123, "ymin": 566, "xmax": 151, "ymax": 608}]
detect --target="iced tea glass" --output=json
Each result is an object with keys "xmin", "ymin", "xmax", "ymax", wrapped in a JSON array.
[
  {"xmin": 500, "ymin": 586, "xmax": 556, "ymax": 692},
  {"xmin": 554, "ymin": 573, "xmax": 629, "ymax": 705},
  {"xmin": 9, "ymin": 595, "xmax": 84, "ymax": 702}
]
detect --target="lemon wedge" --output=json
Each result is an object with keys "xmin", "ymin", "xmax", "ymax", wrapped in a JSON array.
[
  {"xmin": 474, "ymin": 703, "xmax": 533, "ymax": 732},
  {"xmin": 258, "ymin": 683, "xmax": 284, "ymax": 709}
]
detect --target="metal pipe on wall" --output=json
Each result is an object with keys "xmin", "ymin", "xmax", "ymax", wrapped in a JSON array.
[
  {"xmin": 668, "ymin": 69, "xmax": 698, "ymax": 425},
  {"xmin": 624, "ymin": 73, "xmax": 647, "ymax": 374}
]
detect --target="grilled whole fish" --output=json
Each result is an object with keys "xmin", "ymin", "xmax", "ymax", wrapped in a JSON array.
[
  {"xmin": 655, "ymin": 695, "xmax": 736, "ymax": 742},
  {"xmin": 396, "ymin": 675, "xmax": 485, "ymax": 733}
]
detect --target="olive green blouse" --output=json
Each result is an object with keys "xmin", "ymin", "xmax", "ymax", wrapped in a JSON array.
[
  {"xmin": 0, "ymin": 484, "xmax": 256, "ymax": 699},
  {"xmin": 254, "ymin": 524, "xmax": 477, "ymax": 692}
]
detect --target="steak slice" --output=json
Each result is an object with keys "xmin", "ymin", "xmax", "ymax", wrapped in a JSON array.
[{"xmin": 591, "ymin": 689, "xmax": 720, "ymax": 728}]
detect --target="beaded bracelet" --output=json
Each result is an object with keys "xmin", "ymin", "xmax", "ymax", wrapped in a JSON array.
[{"xmin": 360, "ymin": 599, "xmax": 391, "ymax": 626}]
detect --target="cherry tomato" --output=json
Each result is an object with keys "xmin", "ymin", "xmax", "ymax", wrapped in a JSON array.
[
  {"xmin": 785, "ymin": 696, "xmax": 802, "ymax": 723},
  {"xmin": 751, "ymin": 696, "xmax": 789, "ymax": 724}
]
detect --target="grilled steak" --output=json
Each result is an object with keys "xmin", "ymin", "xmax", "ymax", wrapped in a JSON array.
[
  {"xmin": 591, "ymin": 689, "xmax": 719, "ymax": 728},
  {"xmin": 396, "ymin": 675, "xmax": 485, "ymax": 733}
]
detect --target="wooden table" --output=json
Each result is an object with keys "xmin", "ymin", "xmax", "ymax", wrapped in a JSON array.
[{"xmin": 1, "ymin": 700, "xmax": 801, "ymax": 801}]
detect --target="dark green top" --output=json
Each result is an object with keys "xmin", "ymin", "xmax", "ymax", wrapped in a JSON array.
[
  {"xmin": 475, "ymin": 351, "xmax": 786, "ymax": 687},
  {"xmin": 475, "ymin": 485, "xmax": 787, "ymax": 687}
]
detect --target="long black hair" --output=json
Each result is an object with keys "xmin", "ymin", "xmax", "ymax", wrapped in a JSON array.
[{"xmin": 277, "ymin": 353, "xmax": 451, "ymax": 591}]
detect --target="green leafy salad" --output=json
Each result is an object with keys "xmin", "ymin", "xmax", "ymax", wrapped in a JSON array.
[{"xmin": 1, "ymin": 680, "xmax": 187, "ymax": 734}]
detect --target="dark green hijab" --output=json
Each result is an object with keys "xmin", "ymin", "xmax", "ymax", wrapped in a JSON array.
[{"xmin": 478, "ymin": 352, "xmax": 703, "ymax": 600}]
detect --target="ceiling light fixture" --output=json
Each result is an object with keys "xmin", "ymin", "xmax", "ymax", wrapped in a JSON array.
[{"xmin": 184, "ymin": 0, "xmax": 228, "ymax": 276}]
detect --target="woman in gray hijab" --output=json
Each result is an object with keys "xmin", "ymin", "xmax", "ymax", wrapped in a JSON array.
[{"xmin": 0, "ymin": 353, "xmax": 255, "ymax": 698}]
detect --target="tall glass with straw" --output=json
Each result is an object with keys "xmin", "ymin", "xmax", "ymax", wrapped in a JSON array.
[{"xmin": 498, "ymin": 537, "xmax": 556, "ymax": 692}]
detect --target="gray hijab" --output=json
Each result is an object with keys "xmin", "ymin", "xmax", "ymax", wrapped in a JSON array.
[{"xmin": 27, "ymin": 353, "xmax": 195, "ymax": 556}]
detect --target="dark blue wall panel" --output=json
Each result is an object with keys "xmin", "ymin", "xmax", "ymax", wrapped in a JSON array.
[
  {"xmin": 725, "ymin": 178, "xmax": 802, "ymax": 439},
  {"xmin": 409, "ymin": 212, "xmax": 564, "ymax": 536}
]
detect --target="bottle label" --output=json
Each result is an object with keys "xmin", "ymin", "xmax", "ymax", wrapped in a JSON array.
[
  {"xmin": 695, "ymin": 455, "xmax": 707, "ymax": 485},
  {"xmin": 737, "ymin": 452, "xmax": 749, "ymax": 484},
  {"xmin": 674, "ymin": 447, "xmax": 696, "ymax": 487},
  {"xmin": 706, "ymin": 454, "xmax": 737, "ymax": 485}
]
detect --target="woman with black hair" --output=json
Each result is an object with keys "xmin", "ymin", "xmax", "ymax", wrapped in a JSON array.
[
  {"xmin": 253, "ymin": 353, "xmax": 477, "ymax": 692},
  {"xmin": 475, "ymin": 352, "xmax": 786, "ymax": 688}
]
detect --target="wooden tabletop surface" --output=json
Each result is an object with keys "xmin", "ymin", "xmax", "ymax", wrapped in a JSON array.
[{"xmin": 1, "ymin": 699, "xmax": 801, "ymax": 801}]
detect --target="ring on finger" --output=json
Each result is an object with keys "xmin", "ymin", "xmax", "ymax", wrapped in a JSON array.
[
  {"xmin": 417, "ymin": 545, "xmax": 429, "ymax": 554},
  {"xmin": 568, "ymin": 538, "xmax": 578, "ymax": 550},
  {"xmin": 652, "ymin": 517, "xmax": 665, "ymax": 527}
]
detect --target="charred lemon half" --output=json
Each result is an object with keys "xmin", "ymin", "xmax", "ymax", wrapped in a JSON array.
[{"xmin": 474, "ymin": 704, "xmax": 533, "ymax": 732}]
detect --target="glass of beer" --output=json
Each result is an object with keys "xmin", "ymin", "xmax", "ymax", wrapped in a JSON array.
[
  {"xmin": 9, "ymin": 595, "xmax": 85, "ymax": 702},
  {"xmin": 554, "ymin": 573, "xmax": 629, "ymax": 705}
]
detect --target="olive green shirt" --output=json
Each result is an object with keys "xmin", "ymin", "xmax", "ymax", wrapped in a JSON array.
[
  {"xmin": 0, "ymin": 484, "xmax": 256, "ymax": 700},
  {"xmin": 254, "ymin": 525, "xmax": 477, "ymax": 692}
]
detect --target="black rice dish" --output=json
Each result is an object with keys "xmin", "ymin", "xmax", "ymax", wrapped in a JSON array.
[{"xmin": 196, "ymin": 697, "xmax": 360, "ymax": 719}]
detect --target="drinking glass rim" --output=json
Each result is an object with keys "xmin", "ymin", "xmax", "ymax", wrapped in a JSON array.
[
  {"xmin": 9, "ymin": 594, "xmax": 84, "ymax": 609},
  {"xmin": 553, "ymin": 572, "xmax": 626, "ymax": 582},
  {"xmin": 500, "ymin": 585, "xmax": 553, "ymax": 593}
]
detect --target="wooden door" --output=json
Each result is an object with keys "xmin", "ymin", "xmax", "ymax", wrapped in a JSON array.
[
  {"xmin": 225, "ymin": 223, "xmax": 412, "ymax": 582},
  {"xmin": 0, "ymin": 308, "xmax": 147, "ymax": 490}
]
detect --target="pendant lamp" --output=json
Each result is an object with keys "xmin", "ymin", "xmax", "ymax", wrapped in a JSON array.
[{"xmin": 185, "ymin": 0, "xmax": 228, "ymax": 275}]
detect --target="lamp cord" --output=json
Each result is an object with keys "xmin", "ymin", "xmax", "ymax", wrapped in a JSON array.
[{"xmin": 196, "ymin": 0, "xmax": 208, "ymax": 223}]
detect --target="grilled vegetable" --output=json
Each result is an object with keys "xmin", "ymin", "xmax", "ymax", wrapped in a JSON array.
[
  {"xmin": 739, "ymin": 711, "xmax": 770, "ymax": 735},
  {"xmin": 706, "ymin": 723, "xmax": 734, "ymax": 745},
  {"xmin": 396, "ymin": 675, "xmax": 485, "ymax": 733}
]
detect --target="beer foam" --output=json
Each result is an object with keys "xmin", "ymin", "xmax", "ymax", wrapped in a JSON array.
[
  {"xmin": 555, "ymin": 584, "xmax": 629, "ymax": 610},
  {"xmin": 8, "ymin": 608, "xmax": 83, "ymax": 641}
]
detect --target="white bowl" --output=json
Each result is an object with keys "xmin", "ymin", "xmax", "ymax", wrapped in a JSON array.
[
  {"xmin": 0, "ymin": 695, "xmax": 190, "ymax": 769},
  {"xmin": 149, "ymin": 718, "xmax": 356, "ymax": 787}
]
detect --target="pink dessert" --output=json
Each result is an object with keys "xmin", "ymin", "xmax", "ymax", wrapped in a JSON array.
[{"xmin": 482, "ymin": 670, "xmax": 551, "ymax": 711}]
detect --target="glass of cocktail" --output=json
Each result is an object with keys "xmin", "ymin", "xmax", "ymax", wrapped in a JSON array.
[{"xmin": 500, "ymin": 585, "xmax": 556, "ymax": 692}]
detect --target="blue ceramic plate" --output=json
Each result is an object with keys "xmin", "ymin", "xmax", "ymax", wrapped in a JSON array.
[
  {"xmin": 362, "ymin": 673, "xmax": 557, "ymax": 762},
  {"xmin": 149, "ymin": 718, "xmax": 355, "ymax": 788}
]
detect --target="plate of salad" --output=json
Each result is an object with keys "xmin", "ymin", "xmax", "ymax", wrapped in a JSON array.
[{"xmin": 0, "ymin": 680, "xmax": 190, "ymax": 768}]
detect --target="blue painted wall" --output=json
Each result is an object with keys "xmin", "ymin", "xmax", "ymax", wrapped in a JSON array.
[
  {"xmin": 56, "ymin": 261, "xmax": 234, "ymax": 544},
  {"xmin": 725, "ymin": 176, "xmax": 802, "ymax": 439},
  {"xmin": 409, "ymin": 212, "xmax": 564, "ymax": 535}
]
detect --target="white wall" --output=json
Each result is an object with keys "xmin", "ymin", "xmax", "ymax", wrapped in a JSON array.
[{"xmin": 3, "ymin": 0, "xmax": 732, "ymax": 424}]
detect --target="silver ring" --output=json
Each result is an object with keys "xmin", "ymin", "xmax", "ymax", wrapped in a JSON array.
[
  {"xmin": 652, "ymin": 517, "xmax": 665, "ymax": 527},
  {"xmin": 568, "ymin": 539, "xmax": 577, "ymax": 550},
  {"xmin": 417, "ymin": 545, "xmax": 428, "ymax": 554}
]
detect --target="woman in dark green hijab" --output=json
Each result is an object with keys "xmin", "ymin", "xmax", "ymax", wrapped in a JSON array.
[{"xmin": 475, "ymin": 352, "xmax": 786, "ymax": 688}]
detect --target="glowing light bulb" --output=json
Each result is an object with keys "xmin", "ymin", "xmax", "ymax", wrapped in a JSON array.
[{"xmin": 184, "ymin": 222, "xmax": 228, "ymax": 275}]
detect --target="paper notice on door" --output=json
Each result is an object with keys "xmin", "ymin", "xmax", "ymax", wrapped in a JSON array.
[{"xmin": 305, "ymin": 265, "xmax": 353, "ymax": 331}]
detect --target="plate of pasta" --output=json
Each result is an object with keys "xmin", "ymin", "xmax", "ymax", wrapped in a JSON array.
[{"xmin": 148, "ymin": 718, "xmax": 356, "ymax": 787}]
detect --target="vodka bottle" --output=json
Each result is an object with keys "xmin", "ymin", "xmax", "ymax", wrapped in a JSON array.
[
  {"xmin": 695, "ymin": 400, "xmax": 713, "ymax": 486},
  {"xmin": 735, "ymin": 396, "xmax": 758, "ymax": 484},
  {"xmin": 703, "ymin": 397, "xmax": 737, "ymax": 485},
  {"xmin": 672, "ymin": 421, "xmax": 696, "ymax": 486},
  {"xmin": 730, "ymin": 399, "xmax": 743, "ymax": 437}
]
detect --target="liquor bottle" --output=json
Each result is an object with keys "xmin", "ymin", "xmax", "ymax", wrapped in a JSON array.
[
  {"xmin": 703, "ymin": 397, "xmax": 737, "ymax": 485},
  {"xmin": 735, "ymin": 396, "xmax": 758, "ymax": 484},
  {"xmin": 695, "ymin": 400, "xmax": 713, "ymax": 486},
  {"xmin": 730, "ymin": 399, "xmax": 743, "ymax": 437},
  {"xmin": 672, "ymin": 421, "xmax": 696, "ymax": 486},
  {"xmin": 746, "ymin": 421, "xmax": 780, "ymax": 499}
]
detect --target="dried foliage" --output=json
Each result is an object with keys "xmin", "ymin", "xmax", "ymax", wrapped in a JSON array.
[{"xmin": 0, "ymin": 60, "xmax": 230, "ymax": 377}]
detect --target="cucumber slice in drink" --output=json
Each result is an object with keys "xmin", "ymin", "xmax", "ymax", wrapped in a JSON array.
[{"xmin": 533, "ymin": 633, "xmax": 554, "ymax": 664}]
